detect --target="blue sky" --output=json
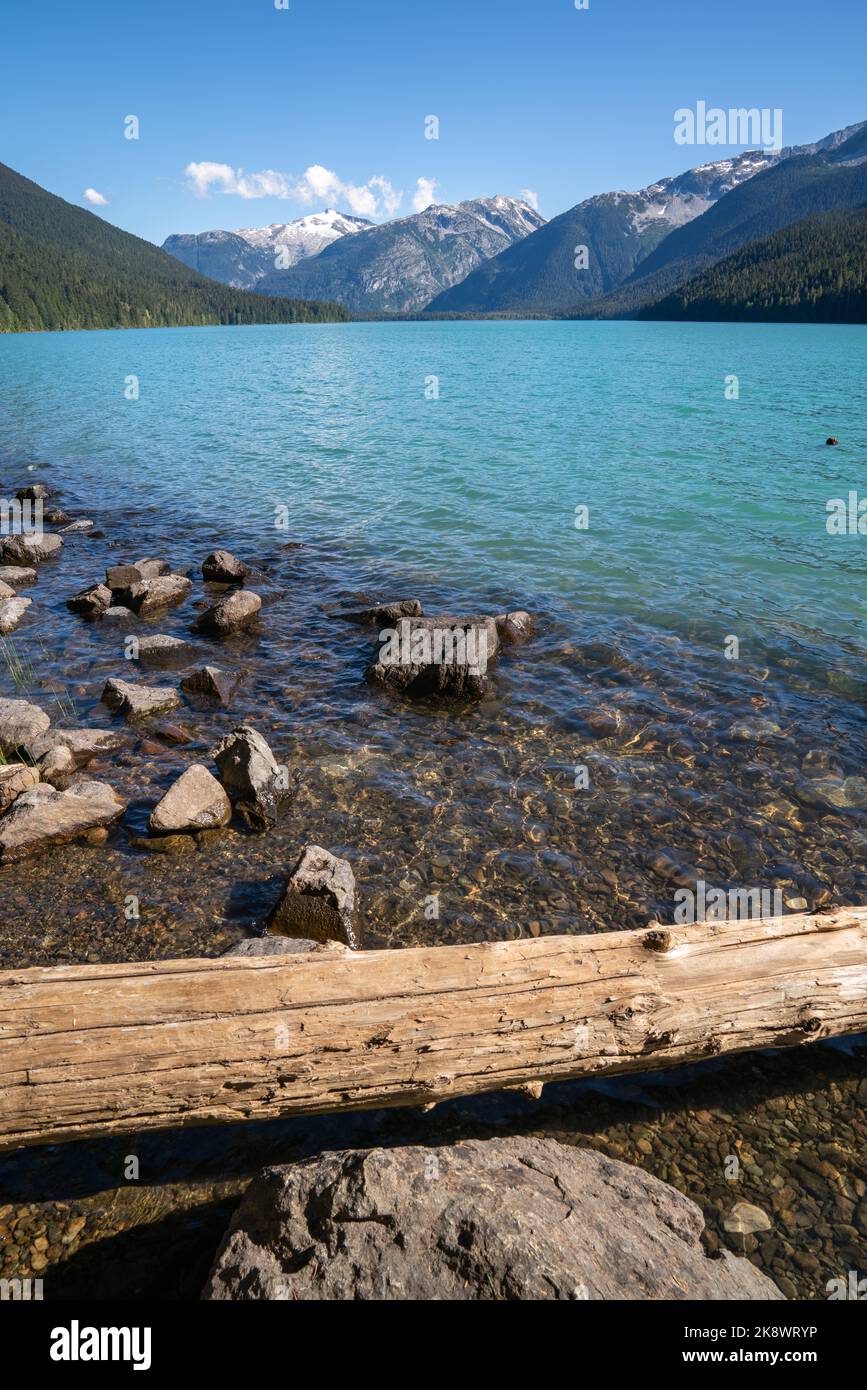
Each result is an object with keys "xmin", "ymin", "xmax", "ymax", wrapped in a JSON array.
[{"xmin": 2, "ymin": 0, "xmax": 865, "ymax": 246}]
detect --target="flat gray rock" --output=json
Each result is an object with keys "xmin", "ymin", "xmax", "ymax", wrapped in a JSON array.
[
  {"xmin": 0, "ymin": 780, "xmax": 125, "ymax": 862},
  {"xmin": 222, "ymin": 937, "xmax": 348, "ymax": 958},
  {"xmin": 0, "ymin": 566, "xmax": 37, "ymax": 588},
  {"xmin": 203, "ymin": 1138, "xmax": 786, "ymax": 1302},
  {"xmin": 102, "ymin": 677, "xmax": 180, "ymax": 720}
]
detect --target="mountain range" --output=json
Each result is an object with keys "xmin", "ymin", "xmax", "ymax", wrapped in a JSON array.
[
  {"xmin": 157, "ymin": 119, "xmax": 867, "ymax": 322},
  {"xmin": 163, "ymin": 197, "xmax": 544, "ymax": 314},
  {"xmin": 162, "ymin": 209, "xmax": 372, "ymax": 289},
  {"xmin": 2, "ymin": 117, "xmax": 866, "ymax": 332}
]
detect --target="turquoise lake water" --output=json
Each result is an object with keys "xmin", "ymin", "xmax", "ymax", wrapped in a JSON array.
[{"xmin": 1, "ymin": 320, "xmax": 865, "ymax": 669}]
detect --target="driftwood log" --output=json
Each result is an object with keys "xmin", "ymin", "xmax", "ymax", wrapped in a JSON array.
[{"xmin": 2, "ymin": 906, "xmax": 866, "ymax": 1150}]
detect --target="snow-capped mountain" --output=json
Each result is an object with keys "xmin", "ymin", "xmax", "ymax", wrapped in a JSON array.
[
  {"xmin": 253, "ymin": 196, "xmax": 546, "ymax": 313},
  {"xmin": 162, "ymin": 209, "xmax": 371, "ymax": 289},
  {"xmin": 235, "ymin": 210, "xmax": 372, "ymax": 266}
]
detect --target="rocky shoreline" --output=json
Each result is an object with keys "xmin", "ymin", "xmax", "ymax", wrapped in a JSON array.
[{"xmin": 1, "ymin": 473, "xmax": 865, "ymax": 1301}]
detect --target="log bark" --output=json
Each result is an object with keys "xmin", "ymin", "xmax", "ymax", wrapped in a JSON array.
[{"xmin": 1, "ymin": 906, "xmax": 866, "ymax": 1150}]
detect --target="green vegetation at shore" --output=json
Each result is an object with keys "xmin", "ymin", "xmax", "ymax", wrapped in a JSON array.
[{"xmin": 0, "ymin": 163, "xmax": 349, "ymax": 332}]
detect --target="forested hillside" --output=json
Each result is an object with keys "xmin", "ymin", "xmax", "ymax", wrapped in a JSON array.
[{"xmin": 0, "ymin": 163, "xmax": 348, "ymax": 331}]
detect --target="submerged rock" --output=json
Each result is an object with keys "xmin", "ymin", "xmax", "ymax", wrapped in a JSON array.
[
  {"xmin": 0, "ymin": 763, "xmax": 40, "ymax": 813},
  {"xmin": 59, "ymin": 518, "xmax": 94, "ymax": 534},
  {"xmin": 211, "ymin": 725, "xmax": 285, "ymax": 826},
  {"xmin": 116, "ymin": 574, "xmax": 193, "ymax": 617},
  {"xmin": 181, "ymin": 665, "xmax": 238, "ymax": 704},
  {"xmin": 266, "ymin": 844, "xmax": 362, "ymax": 949},
  {"xmin": 339, "ymin": 599, "xmax": 424, "ymax": 626},
  {"xmin": 202, "ymin": 550, "xmax": 249, "ymax": 584},
  {"xmin": 67, "ymin": 583, "xmax": 112, "ymax": 618},
  {"xmin": 15, "ymin": 483, "xmax": 52, "ymax": 502},
  {"xmin": 149, "ymin": 763, "xmax": 232, "ymax": 834},
  {"xmin": 0, "ymin": 597, "xmax": 31, "ymax": 633},
  {"xmin": 135, "ymin": 634, "xmax": 196, "ymax": 664},
  {"xmin": 0, "ymin": 780, "xmax": 125, "ymax": 862},
  {"xmin": 495, "ymin": 609, "xmax": 535, "ymax": 644},
  {"xmin": 203, "ymin": 1138, "xmax": 784, "ymax": 1302},
  {"xmin": 0, "ymin": 532, "xmax": 63, "ymax": 565},
  {"xmin": 0, "ymin": 698, "xmax": 51, "ymax": 756},
  {"xmin": 193, "ymin": 589, "xmax": 262, "ymax": 636},
  {"xmin": 366, "ymin": 614, "xmax": 499, "ymax": 702},
  {"xmin": 101, "ymin": 678, "xmax": 180, "ymax": 720}
]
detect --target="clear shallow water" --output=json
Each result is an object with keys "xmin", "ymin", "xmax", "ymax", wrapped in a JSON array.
[{"xmin": 0, "ymin": 321, "xmax": 866, "ymax": 1301}]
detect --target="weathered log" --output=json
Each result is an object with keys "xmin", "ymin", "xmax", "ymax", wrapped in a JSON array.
[{"xmin": 1, "ymin": 906, "xmax": 866, "ymax": 1150}]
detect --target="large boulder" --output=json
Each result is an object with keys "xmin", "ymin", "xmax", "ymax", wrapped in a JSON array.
[
  {"xmin": 0, "ymin": 532, "xmax": 62, "ymax": 565},
  {"xmin": 101, "ymin": 678, "xmax": 180, "ymax": 720},
  {"xmin": 193, "ymin": 590, "xmax": 262, "ymax": 637},
  {"xmin": 0, "ymin": 597, "xmax": 32, "ymax": 634},
  {"xmin": 0, "ymin": 780, "xmax": 125, "ymax": 862},
  {"xmin": 266, "ymin": 844, "xmax": 362, "ymax": 949},
  {"xmin": 366, "ymin": 614, "xmax": 499, "ymax": 702},
  {"xmin": 149, "ymin": 763, "xmax": 232, "ymax": 834},
  {"xmin": 0, "ymin": 698, "xmax": 50, "ymax": 756},
  {"xmin": 203, "ymin": 1138, "xmax": 786, "ymax": 1302},
  {"xmin": 211, "ymin": 725, "xmax": 284, "ymax": 826}
]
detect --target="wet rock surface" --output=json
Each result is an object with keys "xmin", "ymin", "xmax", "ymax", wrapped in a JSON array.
[
  {"xmin": 211, "ymin": 725, "xmax": 284, "ymax": 825},
  {"xmin": 149, "ymin": 764, "xmax": 232, "ymax": 835},
  {"xmin": 366, "ymin": 613, "xmax": 500, "ymax": 701},
  {"xmin": 0, "ymin": 780, "xmax": 125, "ymax": 862},
  {"xmin": 0, "ymin": 596, "xmax": 32, "ymax": 633},
  {"xmin": 203, "ymin": 1137, "xmax": 784, "ymax": 1301},
  {"xmin": 193, "ymin": 589, "xmax": 262, "ymax": 636},
  {"xmin": 0, "ymin": 531, "xmax": 62, "ymax": 565},
  {"xmin": 266, "ymin": 844, "xmax": 362, "ymax": 948},
  {"xmin": 101, "ymin": 678, "xmax": 180, "ymax": 720}
]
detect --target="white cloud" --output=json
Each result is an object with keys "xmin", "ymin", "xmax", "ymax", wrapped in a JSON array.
[
  {"xmin": 82, "ymin": 188, "xmax": 109, "ymax": 206},
  {"xmin": 184, "ymin": 161, "xmax": 404, "ymax": 220},
  {"xmin": 520, "ymin": 188, "xmax": 540, "ymax": 212},
  {"xmin": 412, "ymin": 177, "xmax": 439, "ymax": 213}
]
